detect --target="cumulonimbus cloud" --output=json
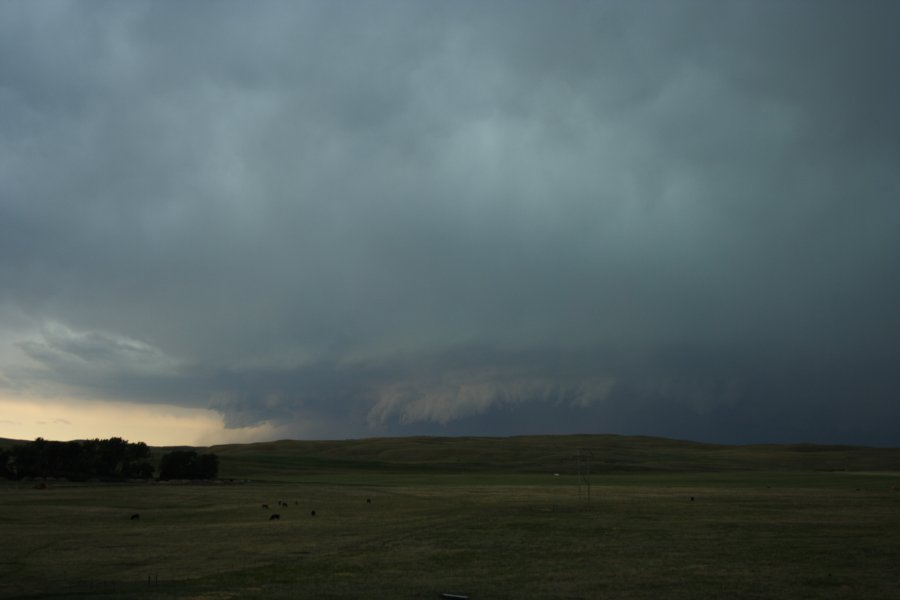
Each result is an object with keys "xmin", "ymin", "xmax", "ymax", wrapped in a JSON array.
[{"xmin": 0, "ymin": 1, "xmax": 897, "ymax": 444}]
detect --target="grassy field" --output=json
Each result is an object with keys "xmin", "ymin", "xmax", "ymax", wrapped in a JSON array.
[{"xmin": 2, "ymin": 435, "xmax": 899, "ymax": 599}]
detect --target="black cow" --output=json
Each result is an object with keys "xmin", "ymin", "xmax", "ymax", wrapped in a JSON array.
[
  {"xmin": 269, "ymin": 514, "xmax": 280, "ymax": 520},
  {"xmin": 130, "ymin": 513, "xmax": 140, "ymax": 520}
]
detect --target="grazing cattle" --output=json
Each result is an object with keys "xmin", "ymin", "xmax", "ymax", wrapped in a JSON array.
[
  {"xmin": 262, "ymin": 504, "xmax": 269, "ymax": 509},
  {"xmin": 130, "ymin": 513, "xmax": 140, "ymax": 520},
  {"xmin": 366, "ymin": 498, "xmax": 371, "ymax": 504},
  {"xmin": 690, "ymin": 497, "xmax": 694, "ymax": 502},
  {"xmin": 269, "ymin": 514, "xmax": 280, "ymax": 520},
  {"xmin": 310, "ymin": 510, "xmax": 316, "ymax": 517}
]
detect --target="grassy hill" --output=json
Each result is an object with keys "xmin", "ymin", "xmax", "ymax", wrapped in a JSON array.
[
  {"xmin": 6, "ymin": 433, "xmax": 899, "ymax": 481},
  {"xmin": 205, "ymin": 434, "xmax": 900, "ymax": 481}
]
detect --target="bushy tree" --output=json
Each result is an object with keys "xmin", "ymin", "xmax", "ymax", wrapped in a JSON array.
[
  {"xmin": 10, "ymin": 438, "xmax": 45, "ymax": 479},
  {"xmin": 123, "ymin": 441, "xmax": 154, "ymax": 478},
  {"xmin": 196, "ymin": 452, "xmax": 219, "ymax": 479},
  {"xmin": 4, "ymin": 437, "xmax": 154, "ymax": 481},
  {"xmin": 0, "ymin": 449, "xmax": 12, "ymax": 480},
  {"xmin": 158, "ymin": 450, "xmax": 219, "ymax": 480}
]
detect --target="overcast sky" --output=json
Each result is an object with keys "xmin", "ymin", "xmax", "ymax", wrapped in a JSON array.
[{"xmin": 1, "ymin": 1, "xmax": 898, "ymax": 446}]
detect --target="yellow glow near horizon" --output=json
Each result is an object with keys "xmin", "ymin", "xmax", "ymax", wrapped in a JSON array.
[{"xmin": 0, "ymin": 395, "xmax": 280, "ymax": 446}]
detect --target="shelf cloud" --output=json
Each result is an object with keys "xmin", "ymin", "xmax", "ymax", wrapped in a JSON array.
[{"xmin": 1, "ymin": 1, "xmax": 897, "ymax": 445}]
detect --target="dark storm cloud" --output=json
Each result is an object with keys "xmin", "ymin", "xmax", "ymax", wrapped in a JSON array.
[{"xmin": 0, "ymin": 1, "xmax": 897, "ymax": 444}]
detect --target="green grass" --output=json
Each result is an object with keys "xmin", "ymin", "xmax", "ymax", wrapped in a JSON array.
[{"xmin": 2, "ymin": 435, "xmax": 899, "ymax": 599}]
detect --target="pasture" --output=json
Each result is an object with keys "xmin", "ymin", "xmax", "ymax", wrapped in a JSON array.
[{"xmin": 1, "ymin": 436, "xmax": 899, "ymax": 599}]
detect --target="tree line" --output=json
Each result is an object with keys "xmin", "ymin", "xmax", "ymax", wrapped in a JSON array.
[{"xmin": 0, "ymin": 437, "xmax": 218, "ymax": 481}]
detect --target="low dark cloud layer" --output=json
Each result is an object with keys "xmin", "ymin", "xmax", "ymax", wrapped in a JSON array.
[{"xmin": 1, "ymin": 1, "xmax": 898, "ymax": 444}]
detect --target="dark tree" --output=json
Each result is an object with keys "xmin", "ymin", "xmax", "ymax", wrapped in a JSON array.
[
  {"xmin": 0, "ymin": 449, "xmax": 13, "ymax": 480},
  {"xmin": 159, "ymin": 450, "xmax": 194, "ymax": 480},
  {"xmin": 120, "ymin": 440, "xmax": 153, "ymax": 478},
  {"xmin": 10, "ymin": 438, "xmax": 45, "ymax": 479},
  {"xmin": 5, "ymin": 437, "xmax": 154, "ymax": 481},
  {"xmin": 196, "ymin": 452, "xmax": 219, "ymax": 479},
  {"xmin": 158, "ymin": 450, "xmax": 219, "ymax": 480}
]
